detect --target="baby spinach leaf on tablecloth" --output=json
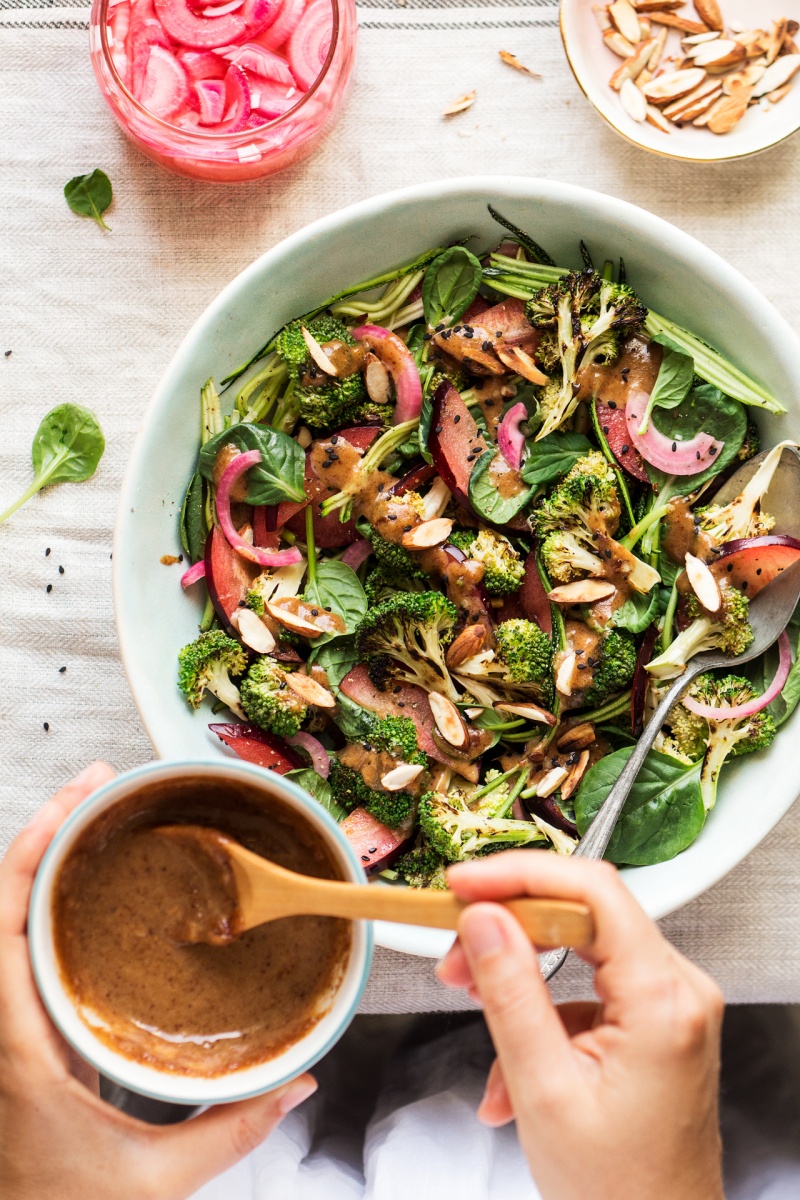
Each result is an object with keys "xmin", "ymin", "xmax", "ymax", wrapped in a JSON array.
[
  {"xmin": 199, "ymin": 424, "xmax": 305, "ymax": 505},
  {"xmin": 304, "ymin": 561, "xmax": 368, "ymax": 646},
  {"xmin": 285, "ymin": 768, "xmax": 345, "ymax": 822},
  {"xmin": 647, "ymin": 385, "xmax": 747, "ymax": 500},
  {"xmin": 0, "ymin": 404, "xmax": 105, "ymax": 526},
  {"xmin": 421, "ymin": 247, "xmax": 482, "ymax": 329},
  {"xmin": 469, "ymin": 450, "xmax": 533, "ymax": 524},
  {"xmin": 521, "ymin": 431, "xmax": 592, "ymax": 489},
  {"xmin": 64, "ymin": 169, "xmax": 113, "ymax": 231},
  {"xmin": 574, "ymin": 747, "xmax": 705, "ymax": 866}
]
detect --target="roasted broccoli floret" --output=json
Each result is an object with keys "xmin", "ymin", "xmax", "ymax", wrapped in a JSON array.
[
  {"xmin": 452, "ymin": 622, "xmax": 554, "ymax": 708},
  {"xmin": 273, "ymin": 314, "xmax": 375, "ymax": 433},
  {"xmin": 446, "ymin": 528, "xmax": 525, "ymax": 596},
  {"xmin": 582, "ymin": 629, "xmax": 637, "ymax": 707},
  {"xmin": 526, "ymin": 271, "xmax": 647, "ymax": 440},
  {"xmin": 177, "ymin": 630, "xmax": 247, "ymax": 717},
  {"xmin": 418, "ymin": 790, "xmax": 547, "ymax": 863},
  {"xmin": 328, "ymin": 760, "xmax": 417, "ymax": 829},
  {"xmin": 240, "ymin": 657, "xmax": 307, "ymax": 737},
  {"xmin": 355, "ymin": 591, "xmax": 460, "ymax": 701},
  {"xmin": 369, "ymin": 532, "xmax": 428, "ymax": 587},
  {"xmin": 738, "ymin": 419, "xmax": 761, "ymax": 463},
  {"xmin": 693, "ymin": 439, "xmax": 794, "ymax": 547},
  {"xmin": 646, "ymin": 586, "xmax": 753, "ymax": 681},
  {"xmin": 658, "ymin": 695, "xmax": 708, "ymax": 762},
  {"xmin": 684, "ymin": 674, "xmax": 776, "ymax": 810},
  {"xmin": 495, "ymin": 619, "xmax": 553, "ymax": 684},
  {"xmin": 395, "ymin": 843, "xmax": 449, "ymax": 889}
]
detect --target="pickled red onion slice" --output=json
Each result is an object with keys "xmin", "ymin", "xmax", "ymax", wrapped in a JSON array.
[
  {"xmin": 177, "ymin": 47, "xmax": 226, "ymax": 77},
  {"xmin": 218, "ymin": 62, "xmax": 251, "ymax": 130},
  {"xmin": 257, "ymin": 0, "xmax": 302, "ymax": 50},
  {"xmin": 201, "ymin": 0, "xmax": 242, "ymax": 15},
  {"xmin": 154, "ymin": 0, "xmax": 246, "ymax": 48},
  {"xmin": 683, "ymin": 631, "xmax": 791, "ymax": 721},
  {"xmin": 180, "ymin": 560, "xmax": 207, "ymax": 588},
  {"xmin": 240, "ymin": 0, "xmax": 280, "ymax": 35},
  {"xmin": 286, "ymin": 732, "xmax": 330, "ymax": 777},
  {"xmin": 140, "ymin": 44, "xmax": 190, "ymax": 118},
  {"xmin": 288, "ymin": 0, "xmax": 332, "ymax": 89},
  {"xmin": 340, "ymin": 537, "xmax": 372, "ymax": 570},
  {"xmin": 497, "ymin": 402, "xmax": 528, "ymax": 471},
  {"xmin": 217, "ymin": 450, "xmax": 303, "ymax": 566},
  {"xmin": 222, "ymin": 40, "xmax": 295, "ymax": 84},
  {"xmin": 625, "ymin": 391, "xmax": 724, "ymax": 476},
  {"xmin": 195, "ymin": 77, "xmax": 227, "ymax": 122},
  {"xmin": 249, "ymin": 75, "xmax": 301, "ymax": 116},
  {"xmin": 351, "ymin": 324, "xmax": 423, "ymax": 425}
]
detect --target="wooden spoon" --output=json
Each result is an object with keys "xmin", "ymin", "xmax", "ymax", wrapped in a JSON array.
[{"xmin": 154, "ymin": 825, "xmax": 594, "ymax": 950}]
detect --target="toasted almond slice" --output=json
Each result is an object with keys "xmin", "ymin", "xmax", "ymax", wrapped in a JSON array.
[
  {"xmin": 646, "ymin": 102, "xmax": 674, "ymax": 131},
  {"xmin": 662, "ymin": 74, "xmax": 720, "ymax": 116},
  {"xmin": 604, "ymin": 27, "xmax": 637, "ymax": 57},
  {"xmin": 265, "ymin": 600, "xmax": 325, "ymax": 638},
  {"xmin": 685, "ymin": 552, "xmax": 722, "ymax": 613},
  {"xmin": 783, "ymin": 36, "xmax": 800, "ymax": 56},
  {"xmin": 648, "ymin": 24, "xmax": 668, "ymax": 69},
  {"xmin": 239, "ymin": 522, "xmax": 254, "ymax": 545},
  {"xmin": 689, "ymin": 37, "xmax": 738, "ymax": 62},
  {"xmin": 768, "ymin": 81, "xmax": 794, "ymax": 103},
  {"xmin": 765, "ymin": 18, "xmax": 789, "ymax": 65},
  {"xmin": 636, "ymin": 67, "xmax": 654, "ymax": 87},
  {"xmin": 639, "ymin": 17, "xmax": 652, "ymax": 38},
  {"xmin": 632, "ymin": 0, "xmax": 683, "ymax": 10},
  {"xmin": 672, "ymin": 87, "xmax": 722, "ymax": 121},
  {"xmin": 752, "ymin": 54, "xmax": 800, "ymax": 97},
  {"xmin": 648, "ymin": 12, "xmax": 710, "ymax": 34},
  {"xmin": 609, "ymin": 0, "xmax": 642, "ymax": 43},
  {"xmin": 495, "ymin": 702, "xmax": 558, "ymax": 726},
  {"xmin": 723, "ymin": 63, "xmax": 766, "ymax": 93},
  {"xmin": 610, "ymin": 36, "xmax": 658, "ymax": 87},
  {"xmin": 381, "ymin": 763, "xmax": 426, "ymax": 791},
  {"xmin": 429, "ymin": 692, "xmax": 470, "ymax": 750},
  {"xmin": 557, "ymin": 722, "xmax": 596, "ymax": 752},
  {"xmin": 445, "ymin": 624, "xmax": 487, "ymax": 670},
  {"xmin": 788, "ymin": 20, "xmax": 799, "ymax": 37},
  {"xmin": 621, "ymin": 75, "xmax": 648, "ymax": 120},
  {"xmin": 498, "ymin": 49, "xmax": 541, "ymax": 78},
  {"xmin": 301, "ymin": 326, "xmax": 338, "ymax": 377},
  {"xmin": 464, "ymin": 706, "xmax": 484, "ymax": 720},
  {"xmin": 555, "ymin": 652, "xmax": 577, "ymax": 697},
  {"xmin": 642, "ymin": 66, "xmax": 708, "ymax": 102},
  {"xmin": 284, "ymin": 671, "xmax": 336, "ymax": 708},
  {"xmin": 593, "ymin": 4, "xmax": 612, "ymax": 31},
  {"xmin": 547, "ymin": 580, "xmax": 617, "ymax": 604},
  {"xmin": 295, "ymin": 425, "xmax": 312, "ymax": 449},
  {"xmin": 693, "ymin": 0, "xmax": 722, "ymax": 33},
  {"xmin": 560, "ymin": 750, "xmax": 591, "ymax": 801},
  {"xmin": 364, "ymin": 356, "xmax": 392, "ymax": 405},
  {"xmin": 496, "ymin": 345, "xmax": 549, "ymax": 384},
  {"xmin": 536, "ymin": 766, "xmax": 570, "ymax": 799},
  {"xmin": 231, "ymin": 606, "xmax": 276, "ymax": 654},
  {"xmin": 443, "ymin": 90, "xmax": 476, "ymax": 116},
  {"xmin": 707, "ymin": 86, "xmax": 754, "ymax": 131},
  {"xmin": 401, "ymin": 517, "xmax": 454, "ymax": 550},
  {"xmin": 693, "ymin": 93, "xmax": 726, "ymax": 124},
  {"xmin": 700, "ymin": 43, "xmax": 747, "ymax": 73},
  {"xmin": 682, "ymin": 30, "xmax": 721, "ymax": 45}
]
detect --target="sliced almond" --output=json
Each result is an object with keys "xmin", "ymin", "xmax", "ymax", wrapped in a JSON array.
[
  {"xmin": 707, "ymin": 86, "xmax": 754, "ymax": 132},
  {"xmin": 231, "ymin": 606, "xmax": 276, "ymax": 654},
  {"xmin": 265, "ymin": 600, "xmax": 325, "ymax": 638},
  {"xmin": 604, "ymin": 28, "xmax": 637, "ymax": 57},
  {"xmin": 690, "ymin": 37, "xmax": 738, "ymax": 61},
  {"xmin": 301, "ymin": 326, "xmax": 337, "ymax": 377},
  {"xmin": 609, "ymin": 0, "xmax": 642, "ymax": 44},
  {"xmin": 663, "ymin": 75, "xmax": 722, "ymax": 117},
  {"xmin": 593, "ymin": 4, "xmax": 613, "ymax": 31},
  {"xmin": 752, "ymin": 54, "xmax": 800, "ymax": 97},
  {"xmin": 445, "ymin": 624, "xmax": 487, "ymax": 670},
  {"xmin": 560, "ymin": 750, "xmax": 591, "ymax": 801},
  {"xmin": 495, "ymin": 702, "xmax": 557, "ymax": 726},
  {"xmin": 693, "ymin": 0, "xmax": 722, "ymax": 34},
  {"xmin": 682, "ymin": 30, "xmax": 721, "ymax": 46},
  {"xmin": 557, "ymin": 722, "xmax": 596, "ymax": 752},
  {"xmin": 648, "ymin": 12, "xmax": 711, "ymax": 34},
  {"xmin": 496, "ymin": 345, "xmax": 549, "ymax": 384},
  {"xmin": 672, "ymin": 87, "xmax": 722, "ymax": 121},
  {"xmin": 535, "ymin": 766, "xmax": 570, "ymax": 799},
  {"xmin": 646, "ymin": 103, "xmax": 674, "ymax": 131},
  {"xmin": 464, "ymin": 706, "xmax": 484, "ymax": 720},
  {"xmin": 632, "ymin": 0, "xmax": 684, "ymax": 10},
  {"xmin": 620, "ymin": 76, "xmax": 648, "ymax": 120},
  {"xmin": 693, "ymin": 94, "xmax": 726, "ymax": 124},
  {"xmin": 364, "ymin": 355, "xmax": 392, "ymax": 405},
  {"xmin": 765, "ymin": 18, "xmax": 789, "ymax": 65},
  {"xmin": 699, "ymin": 42, "xmax": 747, "ymax": 73},
  {"xmin": 610, "ymin": 36, "xmax": 658, "ymax": 87},
  {"xmin": 381, "ymin": 763, "xmax": 426, "ymax": 791},
  {"xmin": 642, "ymin": 67, "xmax": 708, "ymax": 102},
  {"xmin": 685, "ymin": 552, "xmax": 722, "ymax": 613},
  {"xmin": 555, "ymin": 652, "xmax": 577, "ymax": 697},
  {"xmin": 547, "ymin": 579, "xmax": 617, "ymax": 604},
  {"xmin": 768, "ymin": 81, "xmax": 794, "ymax": 103},
  {"xmin": 639, "ymin": 17, "xmax": 652, "ymax": 38},
  {"xmin": 284, "ymin": 671, "xmax": 336, "ymax": 708},
  {"xmin": 625, "ymin": 556, "xmax": 662, "ymax": 593},
  {"xmin": 723, "ymin": 63, "xmax": 766, "ymax": 94},
  {"xmin": 636, "ymin": 67, "xmax": 654, "ymax": 87},
  {"xmin": 422, "ymin": 477, "xmax": 452, "ymax": 521},
  {"xmin": 295, "ymin": 425, "xmax": 312, "ymax": 449},
  {"xmin": 429, "ymin": 692, "xmax": 470, "ymax": 750},
  {"xmin": 648, "ymin": 24, "xmax": 668, "ymax": 69},
  {"xmin": 401, "ymin": 517, "xmax": 454, "ymax": 550},
  {"xmin": 498, "ymin": 50, "xmax": 541, "ymax": 78},
  {"xmin": 443, "ymin": 90, "xmax": 476, "ymax": 116}
]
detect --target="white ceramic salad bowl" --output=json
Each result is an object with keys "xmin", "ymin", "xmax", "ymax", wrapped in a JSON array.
[{"xmin": 114, "ymin": 176, "xmax": 800, "ymax": 959}]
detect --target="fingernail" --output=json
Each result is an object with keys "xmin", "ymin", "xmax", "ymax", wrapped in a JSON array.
[
  {"xmin": 73, "ymin": 763, "xmax": 101, "ymax": 786},
  {"xmin": 277, "ymin": 1076, "xmax": 317, "ymax": 1115},
  {"xmin": 460, "ymin": 909, "xmax": 507, "ymax": 962}
]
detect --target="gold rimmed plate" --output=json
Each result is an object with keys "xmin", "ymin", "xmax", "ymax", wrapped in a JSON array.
[{"xmin": 560, "ymin": 0, "xmax": 800, "ymax": 163}]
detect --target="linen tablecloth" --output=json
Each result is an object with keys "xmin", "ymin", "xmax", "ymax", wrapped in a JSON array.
[{"xmin": 2, "ymin": 0, "xmax": 800, "ymax": 1011}]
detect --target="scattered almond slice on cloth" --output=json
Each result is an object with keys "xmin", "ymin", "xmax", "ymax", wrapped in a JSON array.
[
  {"xmin": 594, "ymin": 4, "xmax": 800, "ymax": 136},
  {"xmin": 443, "ymin": 90, "xmax": 476, "ymax": 117},
  {"xmin": 498, "ymin": 50, "xmax": 541, "ymax": 78}
]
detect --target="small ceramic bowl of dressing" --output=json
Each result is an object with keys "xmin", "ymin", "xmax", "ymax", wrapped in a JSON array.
[{"xmin": 28, "ymin": 759, "xmax": 372, "ymax": 1105}]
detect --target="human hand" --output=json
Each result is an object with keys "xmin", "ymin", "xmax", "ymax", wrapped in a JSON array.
[
  {"xmin": 436, "ymin": 853, "xmax": 724, "ymax": 1200},
  {"xmin": 0, "ymin": 763, "xmax": 316, "ymax": 1200}
]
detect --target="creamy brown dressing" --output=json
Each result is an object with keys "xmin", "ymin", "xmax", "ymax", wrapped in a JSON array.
[
  {"xmin": 271, "ymin": 594, "xmax": 347, "ymax": 635},
  {"xmin": 52, "ymin": 778, "xmax": 350, "ymax": 1078},
  {"xmin": 488, "ymin": 454, "xmax": 526, "ymax": 500},
  {"xmin": 662, "ymin": 498, "xmax": 715, "ymax": 565},
  {"xmin": 577, "ymin": 335, "xmax": 663, "ymax": 406}
]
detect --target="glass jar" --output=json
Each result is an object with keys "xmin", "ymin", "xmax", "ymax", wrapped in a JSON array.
[{"xmin": 90, "ymin": 0, "xmax": 357, "ymax": 182}]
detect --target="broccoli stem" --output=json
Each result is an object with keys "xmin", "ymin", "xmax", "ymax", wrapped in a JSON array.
[
  {"xmin": 493, "ymin": 767, "xmax": 531, "ymax": 818},
  {"xmin": 199, "ymin": 592, "xmax": 216, "ymax": 632},
  {"xmin": 332, "ymin": 269, "xmax": 425, "ymax": 325},
  {"xmin": 579, "ymin": 689, "xmax": 633, "ymax": 724},
  {"xmin": 304, "ymin": 503, "xmax": 317, "ymax": 589},
  {"xmin": 320, "ymin": 420, "xmax": 420, "ymax": 517},
  {"xmin": 602, "ymin": 260, "xmax": 614, "ymax": 282},
  {"xmin": 470, "ymin": 766, "xmax": 523, "ymax": 804},
  {"xmin": 660, "ymin": 582, "xmax": 679, "ymax": 655},
  {"xmin": 201, "ymin": 378, "xmax": 223, "ymax": 445},
  {"xmin": 621, "ymin": 502, "xmax": 670, "ymax": 552}
]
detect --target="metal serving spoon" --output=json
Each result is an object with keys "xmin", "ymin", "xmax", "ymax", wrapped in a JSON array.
[{"xmin": 539, "ymin": 445, "xmax": 800, "ymax": 983}]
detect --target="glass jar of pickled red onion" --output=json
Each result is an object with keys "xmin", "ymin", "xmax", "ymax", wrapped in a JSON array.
[{"xmin": 90, "ymin": 0, "xmax": 357, "ymax": 182}]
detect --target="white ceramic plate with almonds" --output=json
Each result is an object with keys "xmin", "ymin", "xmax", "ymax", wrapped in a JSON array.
[{"xmin": 561, "ymin": 0, "xmax": 800, "ymax": 162}]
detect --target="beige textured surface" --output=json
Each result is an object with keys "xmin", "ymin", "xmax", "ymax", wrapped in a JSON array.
[{"xmin": 2, "ymin": 4, "xmax": 800, "ymax": 1010}]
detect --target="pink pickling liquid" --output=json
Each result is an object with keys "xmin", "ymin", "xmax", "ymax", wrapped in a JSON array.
[{"xmin": 90, "ymin": 0, "xmax": 357, "ymax": 180}]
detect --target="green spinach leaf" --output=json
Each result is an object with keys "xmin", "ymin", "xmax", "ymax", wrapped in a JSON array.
[
  {"xmin": 199, "ymin": 424, "xmax": 305, "ymax": 505},
  {"xmin": 610, "ymin": 589, "xmax": 660, "ymax": 635},
  {"xmin": 309, "ymin": 637, "xmax": 359, "ymax": 685},
  {"xmin": 304, "ymin": 560, "xmax": 368, "ymax": 646},
  {"xmin": 180, "ymin": 470, "xmax": 208, "ymax": 563},
  {"xmin": 521, "ymin": 431, "xmax": 592, "ymax": 489},
  {"xmin": 421, "ymin": 247, "xmax": 482, "ymax": 329},
  {"xmin": 647, "ymin": 385, "xmax": 747, "ymax": 499},
  {"xmin": 637, "ymin": 346, "xmax": 695, "ymax": 433},
  {"xmin": 64, "ymin": 169, "xmax": 113, "ymax": 231},
  {"xmin": 469, "ymin": 450, "xmax": 533, "ymax": 524},
  {"xmin": 1, "ymin": 404, "xmax": 106, "ymax": 526},
  {"xmin": 574, "ymin": 747, "xmax": 705, "ymax": 866},
  {"xmin": 284, "ymin": 768, "xmax": 345, "ymax": 822}
]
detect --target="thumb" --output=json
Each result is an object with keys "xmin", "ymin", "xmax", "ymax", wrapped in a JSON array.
[
  {"xmin": 458, "ymin": 905, "xmax": 575, "ymax": 1107},
  {"xmin": 149, "ymin": 1074, "xmax": 317, "ymax": 1197}
]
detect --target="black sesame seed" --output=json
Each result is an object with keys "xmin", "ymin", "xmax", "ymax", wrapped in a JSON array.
[
  {"xmin": 607, "ymin": 400, "xmax": 617, "ymax": 409},
  {"xmin": 435, "ymin": 323, "xmax": 445, "ymax": 333},
  {"xmin": 620, "ymin": 445, "xmax": 629, "ymax": 455},
  {"xmin": 377, "ymin": 482, "xmax": 384, "ymax": 492},
  {"xmin": 603, "ymin": 426, "xmax": 610, "ymax": 435},
  {"xmin": 496, "ymin": 331, "xmax": 503, "ymax": 338},
  {"xmin": 741, "ymin": 580, "xmax": 748, "ymax": 590},
  {"xmin": 59, "ymin": 666, "xmax": 66, "ymax": 674},
  {"xmin": 463, "ymin": 330, "xmax": 474, "ymax": 339},
  {"xmin": 58, "ymin": 565, "xmax": 65, "ymax": 575},
  {"xmin": 485, "ymin": 399, "xmax": 495, "ymax": 408},
  {"xmin": 321, "ymin": 461, "xmax": 332, "ymax": 468},
  {"xmin": 237, "ymin": 599, "xmax": 246, "ymax": 607},
  {"xmin": 388, "ymin": 514, "xmax": 397, "ymax": 521},
  {"xmin": 577, "ymin": 663, "xmax": 588, "ymax": 671},
  {"xmin": 43, "ymin": 722, "xmax": 50, "ymax": 732},
  {"xmin": 453, "ymin": 415, "xmax": 461, "ymax": 424},
  {"xmin": 398, "ymin": 701, "xmax": 406, "ymax": 708},
  {"xmin": 727, "ymin": 563, "xmax": 734, "ymax": 572},
  {"xmin": 368, "ymin": 848, "xmax": 377, "ymax": 854},
  {"xmin": 361, "ymin": 855, "xmax": 370, "ymax": 862},
  {"xmin": 45, "ymin": 547, "xmax": 51, "ymax": 556},
  {"xmin": 393, "ymin": 685, "xmax": 402, "ymax": 693},
  {"xmin": 442, "ymin": 330, "xmax": 452, "ymax": 340},
  {"xmin": 709, "ymin": 445, "xmax": 717, "ymax": 456},
  {"xmin": 482, "ymin": 341, "xmax": 493, "ymax": 352},
  {"xmin": 46, "ymin": 584, "xmax": 53, "ymax": 593},
  {"xmin": 671, "ymin": 442, "xmax": 677, "ymax": 452},
  {"xmin": 311, "ymin": 608, "xmax": 319, "ymax": 616},
  {"xmin": 4, "ymin": 350, "xmax": 10, "ymax": 358},
  {"xmin": 697, "ymin": 451, "xmax": 701, "ymax": 461},
  {"xmin": 587, "ymin": 656, "xmax": 595, "ymax": 666},
  {"xmin": 403, "ymin": 524, "xmax": 412, "ymax": 533},
  {"xmin": 331, "ymin": 434, "xmax": 339, "ymax": 444},
  {"xmin": 605, "ymin": 549, "xmax": 612, "ymax": 559},
  {"xmin": 464, "ymin": 325, "xmax": 474, "ymax": 334},
  {"xmin": 434, "ymin": 425, "xmax": 443, "ymax": 435},
  {"xmin": 756, "ymin": 568, "xmax": 763, "ymax": 576}
]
